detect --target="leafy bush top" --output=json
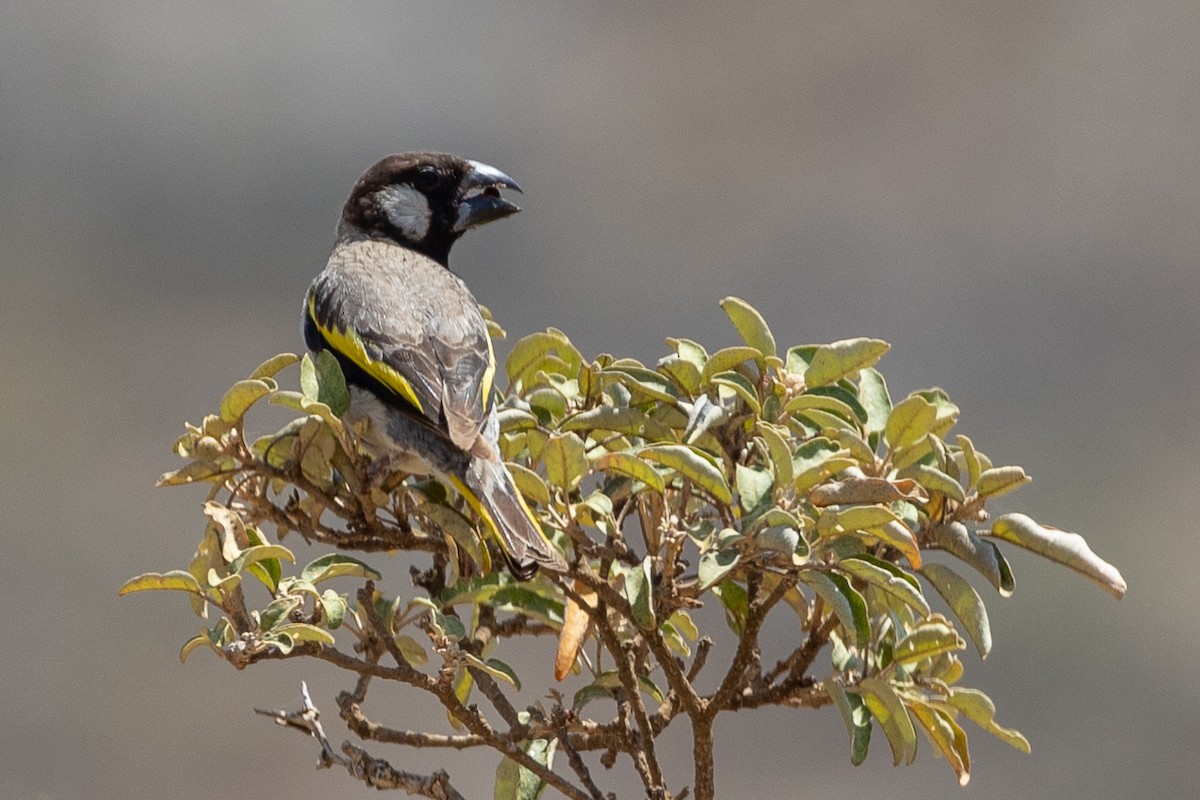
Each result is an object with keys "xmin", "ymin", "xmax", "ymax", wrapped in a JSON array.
[{"xmin": 123, "ymin": 297, "xmax": 1125, "ymax": 799}]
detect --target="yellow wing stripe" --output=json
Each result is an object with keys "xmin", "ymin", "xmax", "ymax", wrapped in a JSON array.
[
  {"xmin": 481, "ymin": 333, "xmax": 497, "ymax": 413},
  {"xmin": 448, "ymin": 474, "xmax": 501, "ymax": 539},
  {"xmin": 307, "ymin": 293, "xmax": 425, "ymax": 412}
]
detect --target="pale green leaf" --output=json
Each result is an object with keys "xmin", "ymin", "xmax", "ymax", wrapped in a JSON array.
[
  {"xmin": 799, "ymin": 569, "xmax": 869, "ymax": 647},
  {"xmin": 542, "ymin": 431, "xmax": 589, "ymax": 491},
  {"xmin": 859, "ymin": 676, "xmax": 918, "ymax": 765},
  {"xmin": 313, "ymin": 349, "xmax": 350, "ymax": 416},
  {"xmin": 909, "ymin": 700, "xmax": 971, "ymax": 786},
  {"xmin": 840, "ymin": 556, "xmax": 930, "ymax": 616},
  {"xmin": 892, "ymin": 620, "xmax": 966, "ymax": 667},
  {"xmin": 922, "ymin": 563, "xmax": 992, "ymax": 658},
  {"xmin": 884, "ymin": 395, "xmax": 938, "ymax": 450},
  {"xmin": 977, "ymin": 466, "xmax": 1032, "ymax": 498},
  {"xmin": 593, "ymin": 451, "xmax": 666, "ymax": 494},
  {"xmin": 271, "ymin": 623, "xmax": 336, "ymax": 644},
  {"xmin": 300, "ymin": 553, "xmax": 382, "ymax": 584},
  {"xmin": 987, "ymin": 514, "xmax": 1126, "ymax": 598},
  {"xmin": 228, "ymin": 545, "xmax": 296, "ymax": 576},
  {"xmin": 639, "ymin": 444, "xmax": 733, "ymax": 504},
  {"xmin": 735, "ymin": 464, "xmax": 774, "ymax": 514},
  {"xmin": 858, "ymin": 367, "xmax": 892, "ymax": 436},
  {"xmin": 699, "ymin": 346, "xmax": 763, "ymax": 383},
  {"xmin": 896, "ymin": 463, "xmax": 966, "ymax": 503},
  {"xmin": 805, "ymin": 338, "xmax": 890, "ymax": 388},
  {"xmin": 710, "ymin": 370, "xmax": 761, "ymax": 414},
  {"xmin": 118, "ymin": 570, "xmax": 203, "ymax": 596},
  {"xmin": 828, "ymin": 679, "xmax": 873, "ymax": 766},
  {"xmin": 620, "ymin": 557, "xmax": 656, "ymax": 629},
  {"xmin": 944, "ymin": 687, "xmax": 1031, "ymax": 753},
  {"xmin": 249, "ymin": 352, "xmax": 301, "ymax": 380},
  {"xmin": 933, "ymin": 521, "xmax": 1014, "ymax": 597},
  {"xmin": 219, "ymin": 379, "xmax": 274, "ymax": 423},
  {"xmin": 699, "ymin": 544, "xmax": 741, "ymax": 590},
  {"xmin": 720, "ymin": 296, "xmax": 776, "ymax": 357}
]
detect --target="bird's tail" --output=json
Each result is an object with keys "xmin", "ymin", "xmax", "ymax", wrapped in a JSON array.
[{"xmin": 452, "ymin": 457, "xmax": 568, "ymax": 579}]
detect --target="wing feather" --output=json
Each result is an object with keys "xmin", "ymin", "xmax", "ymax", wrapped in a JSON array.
[{"xmin": 306, "ymin": 239, "xmax": 493, "ymax": 452}]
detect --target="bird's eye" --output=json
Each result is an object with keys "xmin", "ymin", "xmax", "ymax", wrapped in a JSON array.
[{"xmin": 414, "ymin": 166, "xmax": 438, "ymax": 191}]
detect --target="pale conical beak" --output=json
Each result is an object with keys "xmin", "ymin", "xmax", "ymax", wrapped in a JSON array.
[{"xmin": 453, "ymin": 160, "xmax": 523, "ymax": 232}]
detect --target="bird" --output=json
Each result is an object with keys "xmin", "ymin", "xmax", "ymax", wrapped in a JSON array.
[{"xmin": 303, "ymin": 152, "xmax": 567, "ymax": 578}]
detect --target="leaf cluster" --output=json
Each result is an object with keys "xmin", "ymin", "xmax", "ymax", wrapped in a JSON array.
[{"xmin": 122, "ymin": 298, "xmax": 1125, "ymax": 798}]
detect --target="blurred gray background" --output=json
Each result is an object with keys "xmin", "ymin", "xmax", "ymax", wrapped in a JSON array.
[{"xmin": 2, "ymin": 2, "xmax": 1196, "ymax": 798}]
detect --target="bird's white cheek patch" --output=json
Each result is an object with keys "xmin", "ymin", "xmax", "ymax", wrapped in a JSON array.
[{"xmin": 377, "ymin": 184, "xmax": 431, "ymax": 240}]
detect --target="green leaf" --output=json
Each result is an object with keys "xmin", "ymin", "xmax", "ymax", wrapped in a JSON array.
[
  {"xmin": 895, "ymin": 463, "xmax": 966, "ymax": 503},
  {"xmin": 914, "ymin": 387, "xmax": 960, "ymax": 438},
  {"xmin": 884, "ymin": 395, "xmax": 937, "ymax": 450},
  {"xmin": 249, "ymin": 352, "xmax": 301, "ymax": 380},
  {"xmin": 319, "ymin": 590, "xmax": 347, "ymax": 629},
  {"xmin": 494, "ymin": 732, "xmax": 556, "ymax": 800},
  {"xmin": 834, "ymin": 504, "xmax": 902, "ymax": 532},
  {"xmin": 892, "ymin": 620, "xmax": 966, "ymax": 667},
  {"xmin": 657, "ymin": 354, "xmax": 702, "ymax": 395},
  {"xmin": 571, "ymin": 672, "xmax": 665, "ymax": 712},
  {"xmin": 118, "ymin": 570, "xmax": 203, "ymax": 596},
  {"xmin": 313, "ymin": 348, "xmax": 350, "ymax": 416},
  {"xmin": 799, "ymin": 569, "xmax": 870, "ymax": 647},
  {"xmin": 700, "ymin": 346, "xmax": 764, "ymax": 383},
  {"xmin": 593, "ymin": 451, "xmax": 666, "ymax": 494},
  {"xmin": 784, "ymin": 392, "xmax": 859, "ymax": 423},
  {"xmin": 805, "ymin": 338, "xmax": 890, "ymax": 388},
  {"xmin": 699, "ymin": 540, "xmax": 742, "ymax": 590},
  {"xmin": 496, "ymin": 407, "xmax": 541, "ymax": 434},
  {"xmin": 300, "ymin": 554, "xmax": 382, "ymax": 584},
  {"xmin": 541, "ymin": 431, "xmax": 589, "ymax": 491},
  {"xmin": 681, "ymin": 395, "xmax": 727, "ymax": 444},
  {"xmin": 976, "ymin": 466, "xmax": 1032, "ymax": 498},
  {"xmin": 712, "ymin": 579, "xmax": 749, "ymax": 636},
  {"xmin": 667, "ymin": 336, "xmax": 708, "ymax": 366},
  {"xmin": 755, "ymin": 525, "xmax": 805, "ymax": 563},
  {"xmin": 620, "ymin": 557, "xmax": 656, "ymax": 629},
  {"xmin": 720, "ymin": 296, "xmax": 776, "ymax": 357},
  {"xmin": 560, "ymin": 405, "xmax": 672, "ymax": 440},
  {"xmin": 464, "ymin": 654, "xmax": 522, "ymax": 691},
  {"xmin": 505, "ymin": 462, "xmax": 551, "ymax": 507},
  {"xmin": 270, "ymin": 623, "xmax": 336, "ymax": 644},
  {"xmin": 909, "ymin": 700, "xmax": 971, "ymax": 786},
  {"xmin": 944, "ymin": 687, "xmax": 1030, "ymax": 753},
  {"xmin": 639, "ymin": 444, "xmax": 733, "ymax": 504},
  {"xmin": 858, "ymin": 676, "xmax": 918, "ymax": 766},
  {"xmin": 987, "ymin": 514, "xmax": 1126, "ymax": 598},
  {"xmin": 507, "ymin": 329, "xmax": 581, "ymax": 387},
  {"xmin": 710, "ymin": 370, "xmax": 762, "ymax": 414},
  {"xmin": 755, "ymin": 421, "xmax": 794, "ymax": 486},
  {"xmin": 603, "ymin": 365, "xmax": 679, "ymax": 403},
  {"xmin": 785, "ymin": 344, "xmax": 818, "ymax": 376},
  {"xmin": 858, "ymin": 367, "xmax": 892, "ymax": 436},
  {"xmin": 840, "ymin": 556, "xmax": 930, "ymax": 616},
  {"xmin": 921, "ymin": 563, "xmax": 992, "ymax": 658},
  {"xmin": 735, "ymin": 464, "xmax": 774, "ymax": 515},
  {"xmin": 228, "ymin": 544, "xmax": 295, "ymax": 576},
  {"xmin": 299, "ymin": 353, "xmax": 319, "ymax": 402},
  {"xmin": 955, "ymin": 434, "xmax": 982, "ymax": 489},
  {"xmin": 395, "ymin": 634, "xmax": 429, "ymax": 666},
  {"xmin": 829, "ymin": 679, "xmax": 872, "ymax": 766},
  {"xmin": 418, "ymin": 502, "xmax": 491, "ymax": 574},
  {"xmin": 219, "ymin": 379, "xmax": 274, "ymax": 423},
  {"xmin": 934, "ymin": 522, "xmax": 1014, "ymax": 597},
  {"xmin": 179, "ymin": 633, "xmax": 219, "ymax": 663},
  {"xmin": 158, "ymin": 455, "xmax": 232, "ymax": 489}
]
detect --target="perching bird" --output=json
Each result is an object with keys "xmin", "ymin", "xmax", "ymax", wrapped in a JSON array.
[{"xmin": 303, "ymin": 152, "xmax": 567, "ymax": 578}]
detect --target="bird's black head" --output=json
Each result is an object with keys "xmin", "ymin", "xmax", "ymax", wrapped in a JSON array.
[{"xmin": 340, "ymin": 151, "xmax": 522, "ymax": 267}]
